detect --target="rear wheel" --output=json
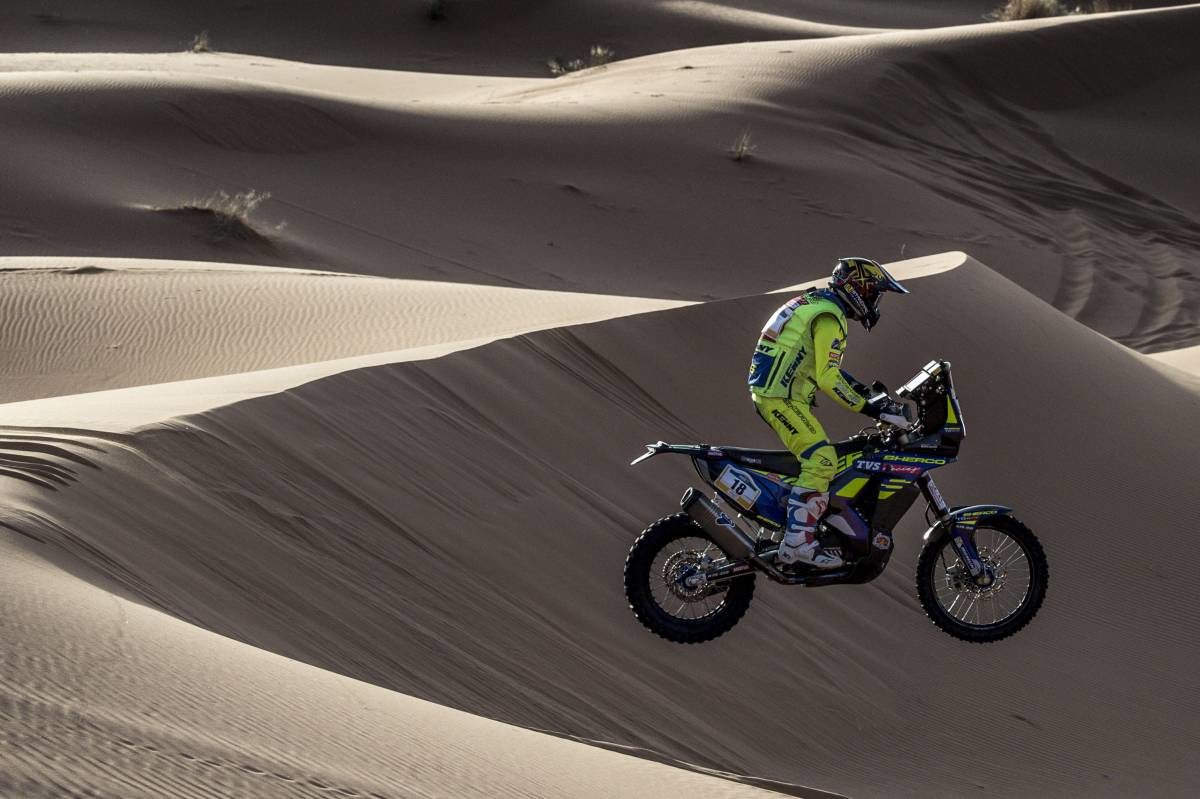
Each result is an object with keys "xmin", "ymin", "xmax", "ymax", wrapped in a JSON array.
[
  {"xmin": 624, "ymin": 514, "xmax": 755, "ymax": 644},
  {"xmin": 916, "ymin": 514, "xmax": 1047, "ymax": 643}
]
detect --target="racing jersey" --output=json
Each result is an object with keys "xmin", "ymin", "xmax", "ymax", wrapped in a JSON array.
[{"xmin": 748, "ymin": 289, "xmax": 870, "ymax": 411}]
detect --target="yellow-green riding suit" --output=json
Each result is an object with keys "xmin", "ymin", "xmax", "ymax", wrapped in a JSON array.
[{"xmin": 747, "ymin": 289, "xmax": 872, "ymax": 492}]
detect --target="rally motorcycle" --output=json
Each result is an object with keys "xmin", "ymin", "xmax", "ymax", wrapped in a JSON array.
[{"xmin": 624, "ymin": 360, "xmax": 1048, "ymax": 644}]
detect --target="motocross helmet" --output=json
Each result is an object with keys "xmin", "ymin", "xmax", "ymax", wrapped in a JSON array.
[{"xmin": 829, "ymin": 257, "xmax": 909, "ymax": 332}]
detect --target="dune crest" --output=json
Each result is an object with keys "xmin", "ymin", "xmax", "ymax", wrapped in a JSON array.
[{"xmin": 0, "ymin": 255, "xmax": 686, "ymax": 408}]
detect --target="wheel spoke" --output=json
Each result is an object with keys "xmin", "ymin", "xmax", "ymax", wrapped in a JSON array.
[
  {"xmin": 647, "ymin": 533, "xmax": 733, "ymax": 622},
  {"xmin": 929, "ymin": 527, "xmax": 1036, "ymax": 628},
  {"xmin": 1001, "ymin": 549, "xmax": 1029, "ymax": 569}
]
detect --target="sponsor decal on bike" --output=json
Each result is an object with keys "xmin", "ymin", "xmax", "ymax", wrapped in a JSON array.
[
  {"xmin": 883, "ymin": 454, "xmax": 947, "ymax": 465},
  {"xmin": 854, "ymin": 460, "xmax": 919, "ymax": 476},
  {"xmin": 837, "ymin": 451, "xmax": 863, "ymax": 472},
  {"xmin": 872, "ymin": 533, "xmax": 892, "ymax": 550},
  {"xmin": 953, "ymin": 509, "xmax": 1001, "ymax": 530},
  {"xmin": 953, "ymin": 535, "xmax": 983, "ymax": 575},
  {"xmin": 926, "ymin": 480, "xmax": 947, "ymax": 510},
  {"xmin": 715, "ymin": 465, "xmax": 762, "ymax": 511}
]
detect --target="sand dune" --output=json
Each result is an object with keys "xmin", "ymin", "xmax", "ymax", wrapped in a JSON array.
[
  {"xmin": 2, "ymin": 3, "xmax": 1198, "ymax": 797},
  {"xmin": 0, "ymin": 256, "xmax": 683, "ymax": 403},
  {"xmin": 0, "ymin": 0, "xmax": 997, "ymax": 76},
  {"xmin": 1, "ymin": 6, "xmax": 1197, "ymax": 351},
  {"xmin": 5, "ymin": 255, "xmax": 1198, "ymax": 798}
]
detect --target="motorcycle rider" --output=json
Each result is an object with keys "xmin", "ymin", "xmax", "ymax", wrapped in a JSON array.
[{"xmin": 748, "ymin": 257, "xmax": 910, "ymax": 569}]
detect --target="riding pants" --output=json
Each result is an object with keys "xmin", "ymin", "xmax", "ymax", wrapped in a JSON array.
[{"xmin": 751, "ymin": 394, "xmax": 836, "ymax": 493}]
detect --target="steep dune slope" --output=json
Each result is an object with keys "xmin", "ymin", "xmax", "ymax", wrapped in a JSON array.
[
  {"xmin": 5, "ymin": 255, "xmax": 1198, "ymax": 798},
  {"xmin": 0, "ymin": 537, "xmax": 798, "ymax": 799},
  {"xmin": 2, "ymin": 6, "xmax": 1198, "ymax": 352}
]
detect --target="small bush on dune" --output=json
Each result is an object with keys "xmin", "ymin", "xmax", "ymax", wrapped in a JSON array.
[
  {"xmin": 547, "ymin": 45, "xmax": 616, "ymax": 76},
  {"xmin": 547, "ymin": 57, "xmax": 582, "ymax": 77},
  {"xmin": 588, "ymin": 45, "xmax": 615, "ymax": 66},
  {"xmin": 988, "ymin": 0, "xmax": 1070, "ymax": 19},
  {"xmin": 729, "ymin": 129, "xmax": 756, "ymax": 163},
  {"xmin": 190, "ymin": 30, "xmax": 211, "ymax": 52},
  {"xmin": 987, "ymin": 0, "xmax": 1126, "ymax": 20}
]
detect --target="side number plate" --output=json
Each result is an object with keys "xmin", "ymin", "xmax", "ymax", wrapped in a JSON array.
[{"xmin": 715, "ymin": 465, "xmax": 762, "ymax": 511}]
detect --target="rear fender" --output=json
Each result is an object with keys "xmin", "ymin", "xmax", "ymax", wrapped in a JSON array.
[{"xmin": 630, "ymin": 441, "xmax": 718, "ymax": 466}]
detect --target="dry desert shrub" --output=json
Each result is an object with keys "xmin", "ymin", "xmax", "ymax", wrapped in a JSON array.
[
  {"xmin": 988, "ymin": 0, "xmax": 1072, "ymax": 19},
  {"xmin": 988, "ymin": 0, "xmax": 1125, "ymax": 19},
  {"xmin": 730, "ymin": 129, "xmax": 756, "ymax": 162},
  {"xmin": 547, "ymin": 45, "xmax": 616, "ymax": 76},
  {"xmin": 190, "ymin": 30, "xmax": 211, "ymax": 52}
]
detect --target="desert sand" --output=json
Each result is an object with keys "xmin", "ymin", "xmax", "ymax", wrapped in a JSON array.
[{"xmin": 2, "ymin": 3, "xmax": 1199, "ymax": 798}]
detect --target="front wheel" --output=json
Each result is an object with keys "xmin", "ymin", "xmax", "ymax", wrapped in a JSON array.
[
  {"xmin": 916, "ymin": 514, "xmax": 1048, "ymax": 643},
  {"xmin": 624, "ymin": 514, "xmax": 755, "ymax": 644}
]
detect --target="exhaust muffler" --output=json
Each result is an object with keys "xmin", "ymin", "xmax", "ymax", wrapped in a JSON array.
[{"xmin": 680, "ymin": 488, "xmax": 757, "ymax": 560}]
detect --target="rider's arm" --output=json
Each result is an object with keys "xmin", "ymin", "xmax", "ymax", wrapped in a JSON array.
[{"xmin": 812, "ymin": 314, "xmax": 869, "ymax": 413}]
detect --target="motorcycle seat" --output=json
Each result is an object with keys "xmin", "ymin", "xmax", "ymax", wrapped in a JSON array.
[
  {"xmin": 716, "ymin": 439, "xmax": 864, "ymax": 478},
  {"xmin": 715, "ymin": 447, "xmax": 803, "ymax": 476}
]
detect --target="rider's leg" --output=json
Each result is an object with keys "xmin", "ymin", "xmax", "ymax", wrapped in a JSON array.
[{"xmin": 753, "ymin": 396, "xmax": 842, "ymax": 569}]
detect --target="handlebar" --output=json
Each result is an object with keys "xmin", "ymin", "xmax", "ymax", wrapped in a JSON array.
[{"xmin": 853, "ymin": 400, "xmax": 922, "ymax": 448}]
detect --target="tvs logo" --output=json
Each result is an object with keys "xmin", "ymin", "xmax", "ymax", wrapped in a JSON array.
[{"xmin": 855, "ymin": 460, "xmax": 922, "ymax": 477}]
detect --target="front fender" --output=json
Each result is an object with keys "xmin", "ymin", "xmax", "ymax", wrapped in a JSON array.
[{"xmin": 922, "ymin": 504, "xmax": 1013, "ymax": 543}]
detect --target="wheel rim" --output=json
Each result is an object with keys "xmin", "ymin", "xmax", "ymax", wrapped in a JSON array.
[
  {"xmin": 648, "ymin": 535, "xmax": 731, "ymax": 622},
  {"xmin": 932, "ymin": 527, "xmax": 1033, "ymax": 628}
]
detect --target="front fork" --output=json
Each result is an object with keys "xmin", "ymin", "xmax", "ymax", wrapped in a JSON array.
[{"xmin": 918, "ymin": 475, "xmax": 990, "ymax": 584}]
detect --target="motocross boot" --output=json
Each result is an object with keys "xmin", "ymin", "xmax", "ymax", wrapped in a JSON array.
[{"xmin": 777, "ymin": 488, "xmax": 843, "ymax": 569}]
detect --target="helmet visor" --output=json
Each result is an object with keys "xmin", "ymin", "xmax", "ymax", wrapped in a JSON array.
[{"xmin": 875, "ymin": 263, "xmax": 909, "ymax": 295}]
